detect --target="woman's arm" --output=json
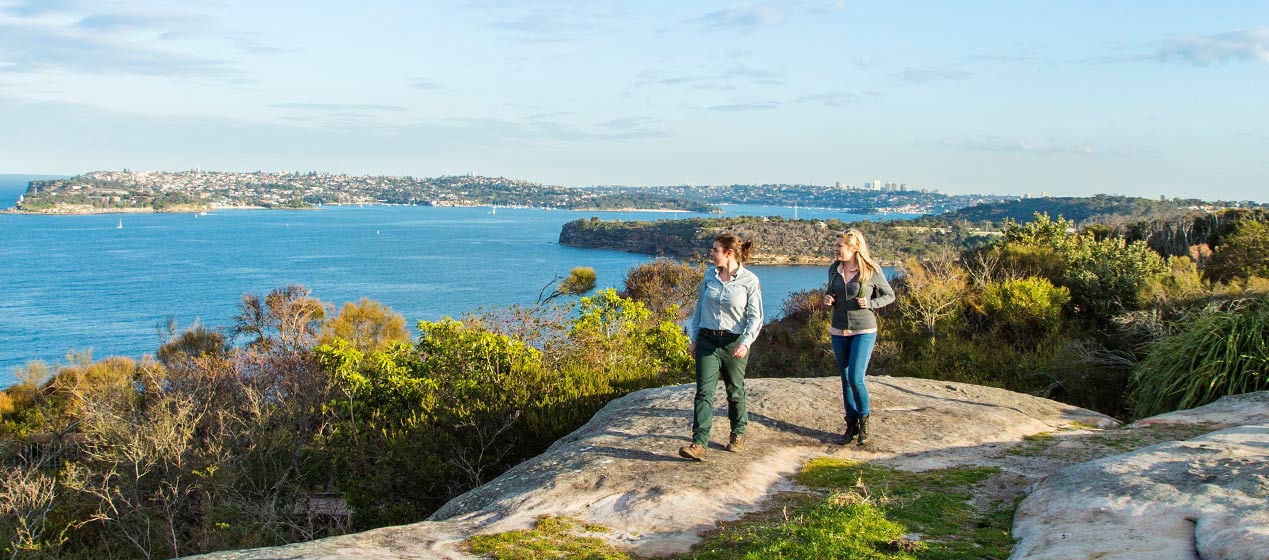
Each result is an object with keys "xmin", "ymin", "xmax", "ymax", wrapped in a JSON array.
[
  {"xmin": 686, "ymin": 273, "xmax": 709, "ymax": 343},
  {"xmin": 869, "ymin": 273, "xmax": 896, "ymax": 309},
  {"xmin": 737, "ymin": 280, "xmax": 764, "ymax": 350}
]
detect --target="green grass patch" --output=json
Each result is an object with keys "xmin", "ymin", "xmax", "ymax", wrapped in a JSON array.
[
  {"xmin": 686, "ymin": 458, "xmax": 1012, "ymax": 560},
  {"xmin": 464, "ymin": 460, "xmax": 1015, "ymax": 560},
  {"xmin": 466, "ymin": 515, "xmax": 630, "ymax": 560},
  {"xmin": 1000, "ymin": 431, "xmax": 1056, "ymax": 457},
  {"xmin": 1082, "ymin": 423, "xmax": 1216, "ymax": 451}
]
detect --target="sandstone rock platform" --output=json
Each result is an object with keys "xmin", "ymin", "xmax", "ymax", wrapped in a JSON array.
[{"xmin": 188, "ymin": 378, "xmax": 1267, "ymax": 560}]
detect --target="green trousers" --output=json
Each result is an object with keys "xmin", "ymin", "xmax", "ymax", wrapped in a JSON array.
[{"xmin": 692, "ymin": 331, "xmax": 749, "ymax": 447}]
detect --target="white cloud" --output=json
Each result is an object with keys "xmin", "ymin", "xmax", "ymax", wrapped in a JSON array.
[
  {"xmin": 0, "ymin": 20, "xmax": 245, "ymax": 79},
  {"xmin": 410, "ymin": 77, "xmax": 447, "ymax": 91},
  {"xmin": 267, "ymin": 103, "xmax": 408, "ymax": 113},
  {"xmin": 893, "ymin": 66, "xmax": 972, "ymax": 85},
  {"xmin": 706, "ymin": 102, "xmax": 778, "ymax": 111},
  {"xmin": 636, "ymin": 64, "xmax": 784, "ymax": 89},
  {"xmin": 1156, "ymin": 27, "xmax": 1269, "ymax": 66},
  {"xmin": 944, "ymin": 136, "xmax": 1098, "ymax": 156},
  {"xmin": 691, "ymin": 3, "xmax": 785, "ymax": 30},
  {"xmin": 795, "ymin": 90, "xmax": 876, "ymax": 106}
]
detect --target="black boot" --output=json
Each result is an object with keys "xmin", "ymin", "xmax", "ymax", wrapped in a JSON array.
[
  {"xmin": 856, "ymin": 415, "xmax": 870, "ymax": 446},
  {"xmin": 842, "ymin": 416, "xmax": 859, "ymax": 444}
]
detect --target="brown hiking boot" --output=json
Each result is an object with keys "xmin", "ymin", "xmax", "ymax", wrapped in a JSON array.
[
  {"xmin": 678, "ymin": 442, "xmax": 708, "ymax": 461},
  {"xmin": 727, "ymin": 433, "xmax": 747, "ymax": 453}
]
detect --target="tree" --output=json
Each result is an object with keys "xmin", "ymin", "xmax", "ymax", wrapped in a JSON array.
[
  {"xmin": 1204, "ymin": 219, "xmax": 1269, "ymax": 284},
  {"xmin": 234, "ymin": 285, "xmax": 329, "ymax": 353},
  {"xmin": 537, "ymin": 267, "xmax": 596, "ymax": 304},
  {"xmin": 1062, "ymin": 233, "xmax": 1167, "ymax": 320},
  {"xmin": 620, "ymin": 259, "xmax": 703, "ymax": 319},
  {"xmin": 319, "ymin": 298, "xmax": 411, "ymax": 353},
  {"xmin": 896, "ymin": 252, "xmax": 968, "ymax": 345},
  {"xmin": 157, "ymin": 319, "xmax": 228, "ymax": 370}
]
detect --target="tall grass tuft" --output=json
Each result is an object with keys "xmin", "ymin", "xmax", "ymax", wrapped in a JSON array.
[{"xmin": 1130, "ymin": 296, "xmax": 1269, "ymax": 419}]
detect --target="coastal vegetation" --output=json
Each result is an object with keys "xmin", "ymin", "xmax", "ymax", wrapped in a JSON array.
[
  {"xmin": 2, "ymin": 203, "xmax": 1267, "ymax": 558},
  {"xmin": 745, "ymin": 209, "xmax": 1269, "ymax": 419},
  {"xmin": 938, "ymin": 193, "xmax": 1255, "ymax": 227},
  {"xmin": 559, "ymin": 195, "xmax": 1264, "ymax": 266},
  {"xmin": 584, "ymin": 183, "xmax": 1015, "ymax": 214},
  {"xmin": 0, "ymin": 281, "xmax": 689, "ymax": 558},
  {"xmin": 559, "ymin": 215, "xmax": 1000, "ymax": 264}
]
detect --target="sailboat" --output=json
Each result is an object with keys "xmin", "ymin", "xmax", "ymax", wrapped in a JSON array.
[
  {"xmin": 116, "ymin": 219, "xmax": 123, "ymax": 229},
  {"xmin": 489, "ymin": 205, "xmax": 497, "ymax": 215}
]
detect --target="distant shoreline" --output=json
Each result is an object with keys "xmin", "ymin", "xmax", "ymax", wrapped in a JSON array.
[
  {"xmin": 1, "ymin": 203, "xmax": 710, "ymax": 216},
  {"xmin": 1, "ymin": 204, "xmax": 277, "ymax": 215}
]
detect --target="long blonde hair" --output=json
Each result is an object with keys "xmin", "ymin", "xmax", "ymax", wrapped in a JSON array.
[{"xmin": 837, "ymin": 229, "xmax": 882, "ymax": 284}]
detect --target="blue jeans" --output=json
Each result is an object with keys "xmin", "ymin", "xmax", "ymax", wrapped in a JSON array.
[{"xmin": 831, "ymin": 332, "xmax": 877, "ymax": 419}]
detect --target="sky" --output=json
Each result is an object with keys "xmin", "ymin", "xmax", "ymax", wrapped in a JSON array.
[{"xmin": 0, "ymin": 1, "xmax": 1266, "ymax": 201}]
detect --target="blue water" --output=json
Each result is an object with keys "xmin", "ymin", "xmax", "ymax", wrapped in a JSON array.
[{"xmin": 0, "ymin": 175, "xmax": 905, "ymax": 387}]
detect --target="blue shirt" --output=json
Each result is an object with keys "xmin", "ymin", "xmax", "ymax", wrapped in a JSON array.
[{"xmin": 688, "ymin": 264, "xmax": 764, "ymax": 348}]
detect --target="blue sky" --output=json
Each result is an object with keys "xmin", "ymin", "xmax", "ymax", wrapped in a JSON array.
[{"xmin": 0, "ymin": 1, "xmax": 1266, "ymax": 200}]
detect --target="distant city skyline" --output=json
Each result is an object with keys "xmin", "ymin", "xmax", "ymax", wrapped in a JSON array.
[{"xmin": 1, "ymin": 1, "xmax": 1266, "ymax": 202}]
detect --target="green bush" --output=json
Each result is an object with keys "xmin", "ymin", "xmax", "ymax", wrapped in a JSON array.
[
  {"xmin": 1204, "ymin": 219, "xmax": 1269, "ymax": 284},
  {"xmin": 996, "ymin": 213, "xmax": 1167, "ymax": 322},
  {"xmin": 318, "ymin": 289, "xmax": 691, "ymax": 530},
  {"xmin": 620, "ymin": 258, "xmax": 703, "ymax": 319},
  {"xmin": 1130, "ymin": 296, "xmax": 1269, "ymax": 418},
  {"xmin": 747, "ymin": 290, "xmax": 835, "ymax": 378},
  {"xmin": 977, "ymin": 277, "xmax": 1070, "ymax": 344}
]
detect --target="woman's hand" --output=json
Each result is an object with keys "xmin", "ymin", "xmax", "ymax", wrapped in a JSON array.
[
  {"xmin": 856, "ymin": 297, "xmax": 868, "ymax": 309},
  {"xmin": 823, "ymin": 293, "xmax": 835, "ymax": 306},
  {"xmin": 689, "ymin": 341, "xmax": 696, "ymax": 356},
  {"xmin": 733, "ymin": 344, "xmax": 749, "ymax": 358}
]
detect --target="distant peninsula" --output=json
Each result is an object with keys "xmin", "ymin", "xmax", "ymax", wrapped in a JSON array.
[
  {"xmin": 559, "ymin": 215, "xmax": 990, "ymax": 265},
  {"xmin": 559, "ymin": 194, "xmax": 1261, "ymax": 265},
  {"xmin": 5, "ymin": 170, "xmax": 720, "ymax": 214}
]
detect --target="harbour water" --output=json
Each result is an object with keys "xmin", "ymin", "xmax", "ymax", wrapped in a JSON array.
[{"xmin": 0, "ymin": 175, "xmax": 906, "ymax": 387}]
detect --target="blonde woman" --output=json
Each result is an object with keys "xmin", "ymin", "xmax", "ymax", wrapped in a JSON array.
[{"xmin": 823, "ymin": 230, "xmax": 894, "ymax": 445}]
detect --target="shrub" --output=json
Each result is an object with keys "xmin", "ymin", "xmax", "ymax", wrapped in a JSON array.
[
  {"xmin": 158, "ymin": 322, "xmax": 229, "ymax": 370},
  {"xmin": 319, "ymin": 289, "xmax": 691, "ymax": 530},
  {"xmin": 1204, "ymin": 219, "xmax": 1269, "ymax": 284},
  {"xmin": 1062, "ymin": 234, "xmax": 1167, "ymax": 320},
  {"xmin": 1130, "ymin": 296, "xmax": 1269, "ymax": 418},
  {"xmin": 620, "ymin": 258, "xmax": 703, "ymax": 319},
  {"xmin": 318, "ymin": 298, "xmax": 410, "ymax": 353},
  {"xmin": 747, "ymin": 290, "xmax": 835, "ymax": 378},
  {"xmin": 895, "ymin": 253, "xmax": 968, "ymax": 345},
  {"xmin": 977, "ymin": 277, "xmax": 1070, "ymax": 344},
  {"xmin": 996, "ymin": 213, "xmax": 1167, "ymax": 322}
]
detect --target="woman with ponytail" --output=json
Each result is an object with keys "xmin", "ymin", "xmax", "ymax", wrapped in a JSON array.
[
  {"xmin": 678, "ymin": 233, "xmax": 764, "ymax": 462},
  {"xmin": 823, "ymin": 229, "xmax": 894, "ymax": 445}
]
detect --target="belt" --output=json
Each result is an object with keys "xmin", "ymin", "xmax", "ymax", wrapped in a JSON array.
[{"xmin": 699, "ymin": 328, "xmax": 738, "ymax": 337}]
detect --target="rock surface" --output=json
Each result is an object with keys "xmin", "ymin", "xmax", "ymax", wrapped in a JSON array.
[
  {"xmin": 1010, "ymin": 393, "xmax": 1269, "ymax": 560},
  {"xmin": 187, "ymin": 380, "xmax": 1268, "ymax": 560}
]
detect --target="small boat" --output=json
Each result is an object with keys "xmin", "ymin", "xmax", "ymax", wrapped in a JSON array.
[{"xmin": 116, "ymin": 219, "xmax": 123, "ymax": 229}]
